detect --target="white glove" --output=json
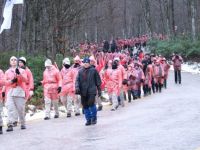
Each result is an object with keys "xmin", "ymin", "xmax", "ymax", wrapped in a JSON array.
[{"xmin": 29, "ymin": 91, "xmax": 34, "ymax": 97}]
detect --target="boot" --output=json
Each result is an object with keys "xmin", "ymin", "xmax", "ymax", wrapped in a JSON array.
[
  {"xmin": 75, "ymin": 112, "xmax": 80, "ymax": 116},
  {"xmin": 97, "ymin": 105, "xmax": 103, "ymax": 111},
  {"xmin": 13, "ymin": 121, "xmax": 18, "ymax": 127},
  {"xmin": 67, "ymin": 113, "xmax": 71, "ymax": 118},
  {"xmin": 6, "ymin": 125, "xmax": 13, "ymax": 132},
  {"xmin": 91, "ymin": 118, "xmax": 97, "ymax": 125},
  {"xmin": 44, "ymin": 117, "xmax": 50, "ymax": 120},
  {"xmin": 85, "ymin": 120, "xmax": 91, "ymax": 126},
  {"xmin": 54, "ymin": 115, "xmax": 59, "ymax": 118},
  {"xmin": 21, "ymin": 125, "xmax": 26, "ymax": 130},
  {"xmin": 0, "ymin": 126, "xmax": 3, "ymax": 134}
]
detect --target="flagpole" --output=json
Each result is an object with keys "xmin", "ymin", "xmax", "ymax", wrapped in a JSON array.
[{"xmin": 17, "ymin": 1, "xmax": 24, "ymax": 54}]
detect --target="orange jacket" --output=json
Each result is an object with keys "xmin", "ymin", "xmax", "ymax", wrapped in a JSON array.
[
  {"xmin": 60, "ymin": 67, "xmax": 75, "ymax": 96},
  {"xmin": 42, "ymin": 66, "xmax": 62, "ymax": 100},
  {"xmin": 5, "ymin": 68, "xmax": 28, "ymax": 99}
]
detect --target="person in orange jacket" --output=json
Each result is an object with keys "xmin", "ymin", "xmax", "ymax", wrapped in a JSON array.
[
  {"xmin": 143, "ymin": 65, "xmax": 152, "ymax": 96},
  {"xmin": 5, "ymin": 56, "xmax": 28, "ymax": 132},
  {"xmin": 113, "ymin": 57, "xmax": 125, "ymax": 107},
  {"xmin": 41, "ymin": 59, "xmax": 62, "ymax": 120},
  {"xmin": 0, "ymin": 69, "xmax": 5, "ymax": 134},
  {"xmin": 172, "ymin": 53, "xmax": 183, "ymax": 84},
  {"xmin": 108, "ymin": 60, "xmax": 122, "ymax": 111},
  {"xmin": 60, "ymin": 58, "xmax": 78, "ymax": 117},
  {"xmin": 160, "ymin": 58, "xmax": 170, "ymax": 88},
  {"xmin": 126, "ymin": 64, "xmax": 138, "ymax": 102},
  {"xmin": 18, "ymin": 57, "xmax": 34, "ymax": 100},
  {"xmin": 134, "ymin": 61, "xmax": 145, "ymax": 98},
  {"xmin": 104, "ymin": 60, "xmax": 113, "ymax": 105},
  {"xmin": 72, "ymin": 55, "xmax": 82, "ymax": 115},
  {"xmin": 11, "ymin": 56, "xmax": 34, "ymax": 127},
  {"xmin": 153, "ymin": 60, "xmax": 164, "ymax": 93}
]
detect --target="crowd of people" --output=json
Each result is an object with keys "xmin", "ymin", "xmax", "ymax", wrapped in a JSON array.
[{"xmin": 0, "ymin": 36, "xmax": 183, "ymax": 134}]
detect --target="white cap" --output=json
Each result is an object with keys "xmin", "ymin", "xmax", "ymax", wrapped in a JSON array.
[
  {"xmin": 10, "ymin": 56, "xmax": 17, "ymax": 61},
  {"xmin": 63, "ymin": 58, "xmax": 70, "ymax": 65},
  {"xmin": 114, "ymin": 57, "xmax": 120, "ymax": 61},
  {"xmin": 45, "ymin": 59, "xmax": 52, "ymax": 67},
  {"xmin": 19, "ymin": 57, "xmax": 26, "ymax": 63}
]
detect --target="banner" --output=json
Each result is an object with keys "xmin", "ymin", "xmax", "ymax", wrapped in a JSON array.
[{"xmin": 0, "ymin": 0, "xmax": 23, "ymax": 34}]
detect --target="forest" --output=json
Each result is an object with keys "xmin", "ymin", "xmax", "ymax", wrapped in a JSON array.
[{"xmin": 0, "ymin": 0, "xmax": 199, "ymax": 60}]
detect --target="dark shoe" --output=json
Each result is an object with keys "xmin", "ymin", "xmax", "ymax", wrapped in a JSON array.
[
  {"xmin": 0, "ymin": 126, "xmax": 3, "ymax": 134},
  {"xmin": 97, "ymin": 105, "xmax": 103, "ymax": 111},
  {"xmin": 91, "ymin": 118, "xmax": 97, "ymax": 125},
  {"xmin": 54, "ymin": 115, "xmax": 59, "ymax": 118},
  {"xmin": 75, "ymin": 112, "xmax": 80, "ymax": 116},
  {"xmin": 21, "ymin": 125, "xmax": 26, "ymax": 130},
  {"xmin": 67, "ymin": 113, "xmax": 71, "ymax": 118},
  {"xmin": 85, "ymin": 120, "xmax": 91, "ymax": 126},
  {"xmin": 6, "ymin": 125, "xmax": 13, "ymax": 132},
  {"xmin": 111, "ymin": 108, "xmax": 115, "ymax": 111},
  {"xmin": 13, "ymin": 121, "xmax": 18, "ymax": 127},
  {"xmin": 44, "ymin": 117, "xmax": 50, "ymax": 120}
]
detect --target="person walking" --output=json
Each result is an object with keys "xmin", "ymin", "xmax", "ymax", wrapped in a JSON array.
[
  {"xmin": 75, "ymin": 57, "xmax": 101, "ymax": 126},
  {"xmin": 172, "ymin": 53, "xmax": 183, "ymax": 84},
  {"xmin": 41, "ymin": 59, "xmax": 62, "ymax": 120},
  {"xmin": 5, "ymin": 56, "xmax": 28, "ymax": 132}
]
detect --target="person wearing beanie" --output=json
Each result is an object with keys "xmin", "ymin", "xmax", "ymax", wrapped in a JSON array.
[
  {"xmin": 75, "ymin": 57, "xmax": 101, "ymax": 126},
  {"xmin": 41, "ymin": 59, "xmax": 62, "ymax": 120},
  {"xmin": 4, "ymin": 56, "xmax": 28, "ymax": 132}
]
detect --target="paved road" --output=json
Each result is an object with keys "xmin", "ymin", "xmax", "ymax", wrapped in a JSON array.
[{"xmin": 1, "ymin": 71, "xmax": 200, "ymax": 150}]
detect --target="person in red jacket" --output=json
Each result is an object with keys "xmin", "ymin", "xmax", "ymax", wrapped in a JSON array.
[
  {"xmin": 60, "ymin": 58, "xmax": 78, "ymax": 117},
  {"xmin": 172, "ymin": 53, "xmax": 183, "ymax": 84},
  {"xmin": 41, "ymin": 59, "xmax": 62, "ymax": 120},
  {"xmin": 153, "ymin": 60, "xmax": 164, "ymax": 93},
  {"xmin": 12, "ymin": 56, "xmax": 34, "ymax": 127},
  {"xmin": 160, "ymin": 58, "xmax": 170, "ymax": 88},
  {"xmin": 5, "ymin": 56, "xmax": 28, "ymax": 132},
  {"xmin": 108, "ymin": 61, "xmax": 122, "ymax": 111}
]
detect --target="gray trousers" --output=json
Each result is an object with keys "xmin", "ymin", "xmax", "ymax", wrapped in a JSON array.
[
  {"xmin": 60, "ymin": 95, "xmax": 80, "ymax": 114},
  {"xmin": 0, "ymin": 101, "xmax": 3, "ymax": 126},
  {"xmin": 111, "ymin": 93, "xmax": 118, "ymax": 110},
  {"xmin": 6, "ymin": 92, "xmax": 26, "ymax": 126},
  {"xmin": 44, "ymin": 97, "xmax": 59, "ymax": 118},
  {"xmin": 95, "ymin": 95, "xmax": 103, "ymax": 107},
  {"xmin": 119, "ymin": 90, "xmax": 125, "ymax": 107}
]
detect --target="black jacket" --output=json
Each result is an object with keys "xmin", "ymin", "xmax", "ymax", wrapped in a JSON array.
[{"xmin": 75, "ymin": 66, "xmax": 101, "ymax": 96}]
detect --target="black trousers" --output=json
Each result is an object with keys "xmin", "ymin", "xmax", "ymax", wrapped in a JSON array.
[
  {"xmin": 174, "ymin": 70, "xmax": 181, "ymax": 84},
  {"xmin": 81, "ymin": 94, "xmax": 96, "ymax": 109}
]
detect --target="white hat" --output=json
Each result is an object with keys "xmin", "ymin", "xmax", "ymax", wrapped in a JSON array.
[
  {"xmin": 114, "ymin": 57, "xmax": 120, "ymax": 61},
  {"xmin": 19, "ymin": 57, "xmax": 26, "ymax": 63},
  {"xmin": 10, "ymin": 56, "xmax": 17, "ymax": 61},
  {"xmin": 63, "ymin": 58, "xmax": 70, "ymax": 65},
  {"xmin": 45, "ymin": 59, "xmax": 52, "ymax": 67}
]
